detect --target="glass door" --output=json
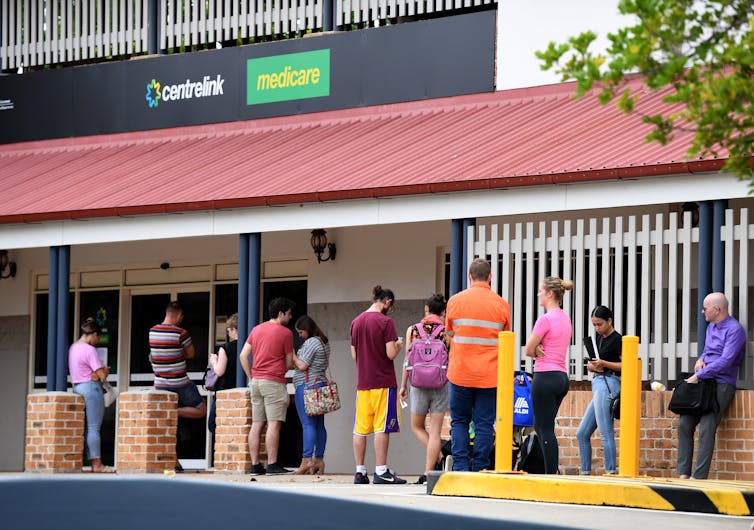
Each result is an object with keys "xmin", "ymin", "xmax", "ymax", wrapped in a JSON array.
[
  {"xmin": 80, "ymin": 290, "xmax": 120, "ymax": 467},
  {"xmin": 129, "ymin": 289, "xmax": 210, "ymax": 469},
  {"xmin": 129, "ymin": 293, "xmax": 170, "ymax": 386}
]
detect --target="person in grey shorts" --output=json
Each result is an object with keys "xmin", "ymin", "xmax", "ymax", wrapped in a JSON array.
[{"xmin": 399, "ymin": 293, "xmax": 450, "ymax": 485}]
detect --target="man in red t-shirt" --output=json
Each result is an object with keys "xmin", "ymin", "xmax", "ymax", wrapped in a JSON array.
[
  {"xmin": 239, "ymin": 297, "xmax": 295, "ymax": 476},
  {"xmin": 349, "ymin": 285, "xmax": 406, "ymax": 485}
]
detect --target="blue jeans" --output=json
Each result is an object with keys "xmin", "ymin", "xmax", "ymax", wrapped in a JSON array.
[
  {"xmin": 294, "ymin": 383, "xmax": 327, "ymax": 459},
  {"xmin": 73, "ymin": 381, "xmax": 104, "ymax": 460},
  {"xmin": 576, "ymin": 374, "xmax": 619, "ymax": 474},
  {"xmin": 449, "ymin": 383, "xmax": 496, "ymax": 472}
]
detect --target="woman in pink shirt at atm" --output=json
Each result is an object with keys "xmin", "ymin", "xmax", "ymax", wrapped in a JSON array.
[{"xmin": 68, "ymin": 317, "xmax": 110, "ymax": 472}]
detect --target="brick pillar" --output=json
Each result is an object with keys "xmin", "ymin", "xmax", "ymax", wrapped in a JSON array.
[
  {"xmin": 213, "ymin": 388, "xmax": 254, "ymax": 473},
  {"xmin": 25, "ymin": 392, "xmax": 85, "ymax": 472},
  {"xmin": 116, "ymin": 390, "xmax": 178, "ymax": 473}
]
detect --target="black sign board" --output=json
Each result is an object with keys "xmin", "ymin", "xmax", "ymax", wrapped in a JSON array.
[{"xmin": 0, "ymin": 11, "xmax": 494, "ymax": 144}]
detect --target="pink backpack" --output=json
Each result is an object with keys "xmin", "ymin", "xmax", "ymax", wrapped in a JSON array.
[{"xmin": 407, "ymin": 324, "xmax": 448, "ymax": 389}]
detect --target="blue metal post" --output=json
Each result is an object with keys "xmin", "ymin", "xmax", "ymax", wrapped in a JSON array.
[
  {"xmin": 148, "ymin": 0, "xmax": 161, "ymax": 55},
  {"xmin": 450, "ymin": 219, "xmax": 463, "ymax": 296},
  {"xmin": 249, "ymin": 233, "xmax": 261, "ymax": 329},
  {"xmin": 55, "ymin": 245, "xmax": 70, "ymax": 391},
  {"xmin": 46, "ymin": 247, "xmax": 59, "ymax": 392},
  {"xmin": 237, "ymin": 234, "xmax": 249, "ymax": 388},
  {"xmin": 462, "ymin": 218, "xmax": 476, "ymax": 290},
  {"xmin": 712, "ymin": 199, "xmax": 727, "ymax": 293},
  {"xmin": 697, "ymin": 202, "xmax": 712, "ymax": 356},
  {"xmin": 323, "ymin": 0, "xmax": 334, "ymax": 31}
]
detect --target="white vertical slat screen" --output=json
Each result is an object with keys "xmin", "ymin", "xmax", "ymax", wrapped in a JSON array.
[
  {"xmin": 722, "ymin": 208, "xmax": 754, "ymax": 384},
  {"xmin": 160, "ymin": 0, "xmax": 327, "ymax": 48},
  {"xmin": 335, "ymin": 0, "xmax": 494, "ymax": 29},
  {"xmin": 3, "ymin": 0, "xmax": 497, "ymax": 70},
  {"xmin": 1, "ymin": 1, "xmax": 149, "ymax": 70},
  {"xmin": 467, "ymin": 210, "xmax": 739, "ymax": 383}
]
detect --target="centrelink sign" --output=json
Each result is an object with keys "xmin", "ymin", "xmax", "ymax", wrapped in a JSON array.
[{"xmin": 145, "ymin": 74, "xmax": 226, "ymax": 108}]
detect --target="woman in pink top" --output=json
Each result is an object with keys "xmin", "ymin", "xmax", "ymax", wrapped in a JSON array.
[
  {"xmin": 525, "ymin": 276, "xmax": 573, "ymax": 474},
  {"xmin": 68, "ymin": 317, "xmax": 110, "ymax": 472}
]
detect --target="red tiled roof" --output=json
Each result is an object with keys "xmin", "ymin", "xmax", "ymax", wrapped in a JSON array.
[{"xmin": 0, "ymin": 78, "xmax": 724, "ymax": 224}]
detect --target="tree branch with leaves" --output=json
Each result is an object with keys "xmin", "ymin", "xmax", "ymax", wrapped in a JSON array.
[{"xmin": 537, "ymin": 0, "xmax": 754, "ymax": 188}]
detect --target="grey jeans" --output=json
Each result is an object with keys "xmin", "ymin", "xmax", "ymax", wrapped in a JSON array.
[{"xmin": 676, "ymin": 382, "xmax": 736, "ymax": 479}]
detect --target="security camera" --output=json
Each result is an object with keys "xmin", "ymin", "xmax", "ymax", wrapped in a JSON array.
[{"xmin": 160, "ymin": 262, "xmax": 170, "ymax": 270}]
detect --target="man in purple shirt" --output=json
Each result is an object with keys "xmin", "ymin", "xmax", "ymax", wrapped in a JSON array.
[{"xmin": 678, "ymin": 292, "xmax": 746, "ymax": 479}]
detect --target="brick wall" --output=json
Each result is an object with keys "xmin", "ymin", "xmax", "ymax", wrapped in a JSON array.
[
  {"xmin": 25, "ymin": 392, "xmax": 85, "ymax": 472},
  {"xmin": 213, "ymin": 388, "xmax": 254, "ymax": 473},
  {"xmin": 553, "ymin": 389, "xmax": 754, "ymax": 479},
  {"xmin": 116, "ymin": 390, "xmax": 178, "ymax": 473},
  {"xmin": 440, "ymin": 389, "xmax": 754, "ymax": 480}
]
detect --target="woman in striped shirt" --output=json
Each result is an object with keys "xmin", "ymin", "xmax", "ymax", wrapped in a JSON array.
[{"xmin": 292, "ymin": 315, "xmax": 331, "ymax": 475}]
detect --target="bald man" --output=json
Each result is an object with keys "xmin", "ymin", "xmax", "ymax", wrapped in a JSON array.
[{"xmin": 678, "ymin": 292, "xmax": 746, "ymax": 479}]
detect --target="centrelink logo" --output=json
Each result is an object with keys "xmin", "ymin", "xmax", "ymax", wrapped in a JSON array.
[
  {"xmin": 145, "ymin": 74, "xmax": 225, "ymax": 108},
  {"xmin": 514, "ymin": 396, "xmax": 530, "ymax": 415}
]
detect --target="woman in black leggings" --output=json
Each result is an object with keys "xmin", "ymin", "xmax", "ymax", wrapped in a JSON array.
[{"xmin": 525, "ymin": 277, "xmax": 573, "ymax": 474}]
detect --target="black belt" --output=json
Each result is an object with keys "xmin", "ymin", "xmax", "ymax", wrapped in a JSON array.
[{"xmin": 602, "ymin": 369, "xmax": 620, "ymax": 377}]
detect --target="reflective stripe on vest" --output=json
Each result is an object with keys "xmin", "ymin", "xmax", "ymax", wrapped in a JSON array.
[
  {"xmin": 450, "ymin": 318, "xmax": 504, "ymax": 330},
  {"xmin": 451, "ymin": 318, "xmax": 503, "ymax": 346},
  {"xmin": 452, "ymin": 336, "xmax": 500, "ymax": 345}
]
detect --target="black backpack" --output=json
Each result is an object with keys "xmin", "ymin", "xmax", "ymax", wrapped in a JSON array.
[{"xmin": 517, "ymin": 432, "xmax": 545, "ymax": 473}]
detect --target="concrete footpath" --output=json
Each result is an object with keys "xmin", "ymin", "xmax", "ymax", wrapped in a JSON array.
[
  {"xmin": 2, "ymin": 471, "xmax": 752, "ymax": 529},
  {"xmin": 168, "ymin": 471, "xmax": 751, "ymax": 529}
]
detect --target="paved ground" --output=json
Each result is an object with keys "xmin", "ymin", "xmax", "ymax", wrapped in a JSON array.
[{"xmin": 168, "ymin": 471, "xmax": 753, "ymax": 529}]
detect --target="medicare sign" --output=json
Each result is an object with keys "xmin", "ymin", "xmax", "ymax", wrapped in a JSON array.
[{"xmin": 246, "ymin": 49, "xmax": 330, "ymax": 105}]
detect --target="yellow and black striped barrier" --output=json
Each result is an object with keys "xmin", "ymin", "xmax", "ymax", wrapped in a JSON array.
[
  {"xmin": 427, "ymin": 471, "xmax": 754, "ymax": 516},
  {"xmin": 433, "ymin": 332, "xmax": 754, "ymax": 516}
]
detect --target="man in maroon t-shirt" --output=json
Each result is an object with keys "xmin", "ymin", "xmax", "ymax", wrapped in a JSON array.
[
  {"xmin": 349, "ymin": 285, "xmax": 406, "ymax": 485},
  {"xmin": 239, "ymin": 297, "xmax": 295, "ymax": 476}
]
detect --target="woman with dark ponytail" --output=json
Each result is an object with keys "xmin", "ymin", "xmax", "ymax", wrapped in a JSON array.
[
  {"xmin": 68, "ymin": 317, "xmax": 111, "ymax": 472},
  {"xmin": 576, "ymin": 305, "xmax": 622, "ymax": 474}
]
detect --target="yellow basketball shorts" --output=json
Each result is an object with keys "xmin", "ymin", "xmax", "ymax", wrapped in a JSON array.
[{"xmin": 353, "ymin": 387, "xmax": 401, "ymax": 435}]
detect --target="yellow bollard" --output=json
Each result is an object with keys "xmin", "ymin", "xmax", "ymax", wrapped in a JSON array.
[
  {"xmin": 495, "ymin": 331, "xmax": 515, "ymax": 472},
  {"xmin": 618, "ymin": 335, "xmax": 641, "ymax": 477}
]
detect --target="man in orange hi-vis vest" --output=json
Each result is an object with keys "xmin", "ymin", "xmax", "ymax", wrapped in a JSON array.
[{"xmin": 445, "ymin": 258, "xmax": 510, "ymax": 471}]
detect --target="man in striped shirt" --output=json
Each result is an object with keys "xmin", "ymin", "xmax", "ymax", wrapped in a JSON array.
[
  {"xmin": 445, "ymin": 258, "xmax": 510, "ymax": 472},
  {"xmin": 149, "ymin": 301, "xmax": 207, "ymax": 419}
]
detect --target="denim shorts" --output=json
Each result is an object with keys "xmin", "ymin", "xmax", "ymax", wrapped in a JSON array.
[{"xmin": 170, "ymin": 383, "xmax": 204, "ymax": 408}]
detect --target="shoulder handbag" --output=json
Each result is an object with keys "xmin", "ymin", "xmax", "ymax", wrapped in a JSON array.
[
  {"xmin": 102, "ymin": 380, "xmax": 119, "ymax": 408},
  {"xmin": 302, "ymin": 339, "xmax": 341, "ymax": 416},
  {"xmin": 668, "ymin": 378, "xmax": 718, "ymax": 415},
  {"xmin": 513, "ymin": 371, "xmax": 534, "ymax": 427},
  {"xmin": 203, "ymin": 365, "xmax": 219, "ymax": 391}
]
